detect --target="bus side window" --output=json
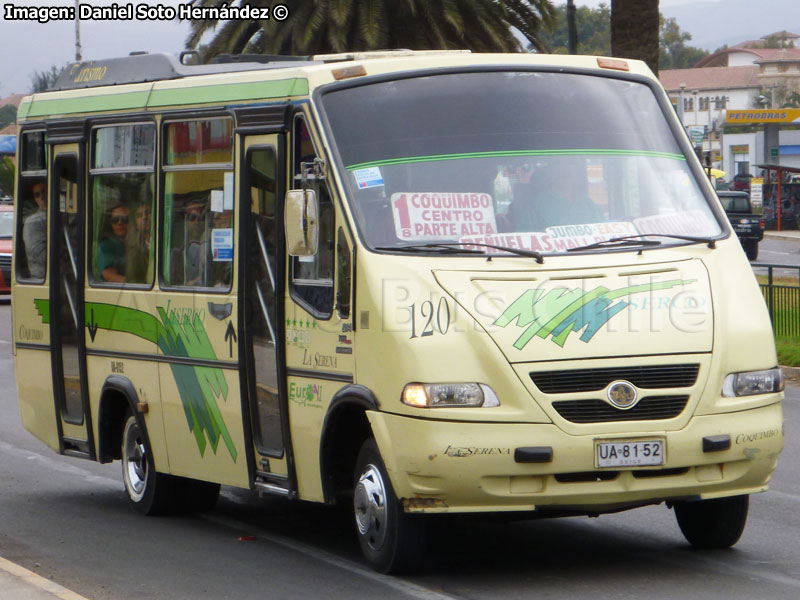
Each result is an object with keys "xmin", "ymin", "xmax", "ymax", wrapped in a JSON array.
[
  {"xmin": 336, "ymin": 227, "xmax": 351, "ymax": 319},
  {"xmin": 161, "ymin": 118, "xmax": 234, "ymax": 290},
  {"xmin": 16, "ymin": 130, "xmax": 48, "ymax": 282},
  {"xmin": 89, "ymin": 123, "xmax": 156, "ymax": 286}
]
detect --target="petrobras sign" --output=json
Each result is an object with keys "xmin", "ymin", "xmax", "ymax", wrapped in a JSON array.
[{"xmin": 725, "ymin": 109, "xmax": 800, "ymax": 124}]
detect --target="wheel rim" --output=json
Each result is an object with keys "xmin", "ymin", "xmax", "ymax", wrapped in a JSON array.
[
  {"xmin": 122, "ymin": 418, "xmax": 147, "ymax": 502},
  {"xmin": 354, "ymin": 463, "xmax": 388, "ymax": 551}
]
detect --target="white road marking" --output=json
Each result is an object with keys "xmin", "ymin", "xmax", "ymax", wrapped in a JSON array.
[
  {"xmin": 0, "ymin": 444, "xmax": 458, "ymax": 598},
  {"xmin": 0, "ymin": 441, "xmax": 119, "ymax": 489},
  {"xmin": 205, "ymin": 507, "xmax": 461, "ymax": 600}
]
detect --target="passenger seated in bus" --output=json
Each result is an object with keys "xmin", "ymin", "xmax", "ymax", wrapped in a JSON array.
[
  {"xmin": 22, "ymin": 179, "xmax": 48, "ymax": 279},
  {"xmin": 126, "ymin": 202, "xmax": 152, "ymax": 284},
  {"xmin": 97, "ymin": 202, "xmax": 129, "ymax": 283},
  {"xmin": 170, "ymin": 198, "xmax": 209, "ymax": 286}
]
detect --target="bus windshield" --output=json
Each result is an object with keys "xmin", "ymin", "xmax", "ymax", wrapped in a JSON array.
[{"xmin": 322, "ymin": 71, "xmax": 723, "ymax": 254}]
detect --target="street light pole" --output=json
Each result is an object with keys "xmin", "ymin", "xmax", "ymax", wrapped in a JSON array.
[
  {"xmin": 75, "ymin": 0, "xmax": 82, "ymax": 61},
  {"xmin": 567, "ymin": 0, "xmax": 577, "ymax": 55}
]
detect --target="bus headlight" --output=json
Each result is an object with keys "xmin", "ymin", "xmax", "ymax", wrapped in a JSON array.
[
  {"xmin": 721, "ymin": 368, "xmax": 784, "ymax": 397},
  {"xmin": 401, "ymin": 383, "xmax": 500, "ymax": 408}
]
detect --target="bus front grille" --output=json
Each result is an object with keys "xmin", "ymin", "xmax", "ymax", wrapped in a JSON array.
[
  {"xmin": 531, "ymin": 364, "xmax": 700, "ymax": 394},
  {"xmin": 551, "ymin": 395, "xmax": 690, "ymax": 423}
]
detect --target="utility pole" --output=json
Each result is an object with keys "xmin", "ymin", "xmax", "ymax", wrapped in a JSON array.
[
  {"xmin": 567, "ymin": 0, "xmax": 578, "ymax": 55},
  {"xmin": 75, "ymin": 0, "xmax": 82, "ymax": 61}
]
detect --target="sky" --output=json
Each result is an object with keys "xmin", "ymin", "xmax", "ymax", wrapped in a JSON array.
[{"xmin": 0, "ymin": 0, "xmax": 796, "ymax": 96}]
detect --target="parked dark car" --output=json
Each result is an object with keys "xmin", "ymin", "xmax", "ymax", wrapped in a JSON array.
[
  {"xmin": 717, "ymin": 190, "xmax": 763, "ymax": 260},
  {"xmin": 729, "ymin": 174, "xmax": 753, "ymax": 192}
]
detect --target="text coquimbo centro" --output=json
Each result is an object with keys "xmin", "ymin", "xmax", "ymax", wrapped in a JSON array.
[{"xmin": 3, "ymin": 2, "xmax": 289, "ymax": 24}]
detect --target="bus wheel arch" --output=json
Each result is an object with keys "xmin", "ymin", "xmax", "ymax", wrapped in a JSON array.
[
  {"xmin": 97, "ymin": 377, "xmax": 176, "ymax": 515},
  {"xmin": 319, "ymin": 386, "xmax": 377, "ymax": 505},
  {"xmin": 97, "ymin": 377, "xmax": 141, "ymax": 464}
]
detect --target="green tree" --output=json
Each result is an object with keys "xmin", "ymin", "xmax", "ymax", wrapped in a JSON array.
[
  {"xmin": 0, "ymin": 104, "xmax": 17, "ymax": 130},
  {"xmin": 611, "ymin": 0, "xmax": 660, "ymax": 75},
  {"xmin": 30, "ymin": 66, "xmax": 62, "ymax": 93},
  {"xmin": 783, "ymin": 91, "xmax": 800, "ymax": 108},
  {"xmin": 186, "ymin": 0, "xmax": 557, "ymax": 60},
  {"xmin": 0, "ymin": 157, "xmax": 14, "ymax": 198},
  {"xmin": 659, "ymin": 16, "xmax": 707, "ymax": 69},
  {"xmin": 541, "ymin": 4, "xmax": 705, "ymax": 70},
  {"xmin": 537, "ymin": 3, "xmax": 611, "ymax": 54}
]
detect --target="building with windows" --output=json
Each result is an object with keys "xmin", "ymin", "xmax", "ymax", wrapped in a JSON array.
[{"xmin": 659, "ymin": 32, "xmax": 800, "ymax": 179}]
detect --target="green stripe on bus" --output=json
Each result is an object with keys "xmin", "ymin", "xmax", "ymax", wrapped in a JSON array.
[
  {"xmin": 346, "ymin": 149, "xmax": 686, "ymax": 171},
  {"xmin": 34, "ymin": 298, "xmax": 236, "ymax": 462},
  {"xmin": 25, "ymin": 91, "xmax": 153, "ymax": 117},
  {"xmin": 147, "ymin": 78, "xmax": 308, "ymax": 107},
  {"xmin": 17, "ymin": 100, "xmax": 31, "ymax": 121},
  {"xmin": 23, "ymin": 78, "xmax": 309, "ymax": 118}
]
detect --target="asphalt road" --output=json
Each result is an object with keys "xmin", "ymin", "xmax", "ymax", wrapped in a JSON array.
[
  {"xmin": 758, "ymin": 236, "xmax": 800, "ymax": 268},
  {"xmin": 0, "ymin": 302, "xmax": 799, "ymax": 599}
]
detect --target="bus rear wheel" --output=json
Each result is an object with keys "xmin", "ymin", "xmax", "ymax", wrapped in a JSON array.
[
  {"xmin": 121, "ymin": 412, "xmax": 174, "ymax": 515},
  {"xmin": 673, "ymin": 495, "xmax": 749, "ymax": 549},
  {"xmin": 353, "ymin": 438, "xmax": 427, "ymax": 574}
]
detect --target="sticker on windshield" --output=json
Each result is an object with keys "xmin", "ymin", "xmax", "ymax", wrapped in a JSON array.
[
  {"xmin": 460, "ymin": 221, "xmax": 639, "ymax": 253},
  {"xmin": 391, "ymin": 192, "xmax": 498, "ymax": 240},
  {"xmin": 353, "ymin": 167, "xmax": 385, "ymax": 189},
  {"xmin": 634, "ymin": 210, "xmax": 718, "ymax": 237}
]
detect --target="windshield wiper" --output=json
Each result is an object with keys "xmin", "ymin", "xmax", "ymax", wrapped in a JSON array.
[
  {"xmin": 376, "ymin": 242, "xmax": 544, "ymax": 263},
  {"xmin": 567, "ymin": 234, "xmax": 717, "ymax": 253},
  {"xmin": 375, "ymin": 243, "xmax": 485, "ymax": 255}
]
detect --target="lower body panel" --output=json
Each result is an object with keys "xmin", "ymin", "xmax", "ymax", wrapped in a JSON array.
[{"xmin": 367, "ymin": 402, "xmax": 783, "ymax": 513}]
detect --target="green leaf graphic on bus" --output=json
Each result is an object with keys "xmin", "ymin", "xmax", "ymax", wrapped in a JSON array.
[
  {"xmin": 34, "ymin": 299, "xmax": 236, "ymax": 461},
  {"xmin": 493, "ymin": 279, "xmax": 696, "ymax": 349}
]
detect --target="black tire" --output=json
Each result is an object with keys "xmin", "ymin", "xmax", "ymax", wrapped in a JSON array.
[
  {"xmin": 744, "ymin": 241, "xmax": 759, "ymax": 261},
  {"xmin": 174, "ymin": 476, "xmax": 220, "ymax": 513},
  {"xmin": 674, "ymin": 495, "xmax": 749, "ymax": 549},
  {"xmin": 353, "ymin": 439, "xmax": 427, "ymax": 574},
  {"xmin": 121, "ymin": 412, "xmax": 176, "ymax": 515}
]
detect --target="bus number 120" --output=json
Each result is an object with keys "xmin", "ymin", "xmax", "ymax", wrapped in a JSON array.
[{"xmin": 409, "ymin": 298, "xmax": 451, "ymax": 339}]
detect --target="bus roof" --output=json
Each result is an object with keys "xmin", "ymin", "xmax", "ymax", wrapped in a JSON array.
[{"xmin": 17, "ymin": 51, "xmax": 654, "ymax": 123}]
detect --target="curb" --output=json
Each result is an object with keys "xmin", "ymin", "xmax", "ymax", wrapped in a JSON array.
[
  {"xmin": 0, "ymin": 556, "xmax": 90, "ymax": 600},
  {"xmin": 763, "ymin": 231, "xmax": 800, "ymax": 242},
  {"xmin": 781, "ymin": 366, "xmax": 800, "ymax": 381}
]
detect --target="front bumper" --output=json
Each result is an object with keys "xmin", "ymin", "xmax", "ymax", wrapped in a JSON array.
[{"xmin": 368, "ymin": 401, "xmax": 783, "ymax": 513}]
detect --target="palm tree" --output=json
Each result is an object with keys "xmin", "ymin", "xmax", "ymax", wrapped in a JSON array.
[
  {"xmin": 186, "ymin": 0, "xmax": 556, "ymax": 60},
  {"xmin": 610, "ymin": 0, "xmax": 660, "ymax": 75}
]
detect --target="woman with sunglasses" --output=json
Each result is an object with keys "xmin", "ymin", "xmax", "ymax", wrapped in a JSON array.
[{"xmin": 97, "ymin": 202, "xmax": 129, "ymax": 283}]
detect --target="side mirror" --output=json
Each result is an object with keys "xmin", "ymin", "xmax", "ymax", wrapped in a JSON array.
[{"xmin": 285, "ymin": 189, "xmax": 319, "ymax": 256}]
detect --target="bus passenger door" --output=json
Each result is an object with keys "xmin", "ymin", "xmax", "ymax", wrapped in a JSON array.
[
  {"xmin": 50, "ymin": 147, "xmax": 93, "ymax": 458},
  {"xmin": 239, "ymin": 135, "xmax": 290, "ymax": 494}
]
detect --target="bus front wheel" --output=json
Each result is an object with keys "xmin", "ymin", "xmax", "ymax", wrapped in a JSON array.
[
  {"xmin": 353, "ymin": 438, "xmax": 427, "ymax": 574},
  {"xmin": 674, "ymin": 494, "xmax": 749, "ymax": 549},
  {"xmin": 121, "ymin": 412, "xmax": 173, "ymax": 515}
]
